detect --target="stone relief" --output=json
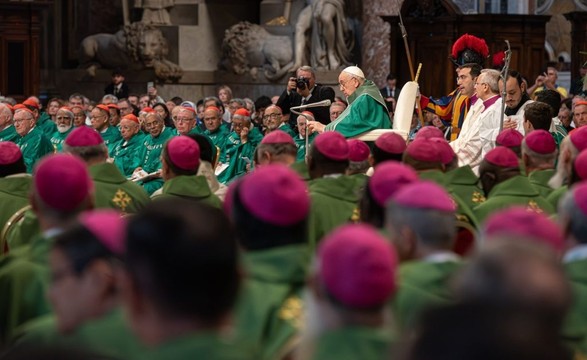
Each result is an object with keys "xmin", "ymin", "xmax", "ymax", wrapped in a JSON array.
[
  {"xmin": 79, "ymin": 22, "xmax": 183, "ymax": 81},
  {"xmin": 220, "ymin": 22, "xmax": 294, "ymax": 80}
]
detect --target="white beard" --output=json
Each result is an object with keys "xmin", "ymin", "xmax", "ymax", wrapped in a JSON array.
[{"xmin": 57, "ymin": 124, "xmax": 72, "ymax": 134}]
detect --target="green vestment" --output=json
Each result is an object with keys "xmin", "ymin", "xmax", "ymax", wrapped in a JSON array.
[
  {"xmin": 204, "ymin": 126, "xmax": 230, "ymax": 162},
  {"xmin": 563, "ymin": 258, "xmax": 587, "ymax": 356},
  {"xmin": 235, "ymin": 244, "xmax": 309, "ymax": 360},
  {"xmin": 0, "ymin": 125, "xmax": 19, "ymax": 142},
  {"xmin": 311, "ymin": 327, "xmax": 394, "ymax": 360},
  {"xmin": 36, "ymin": 112, "xmax": 57, "ymax": 138},
  {"xmin": 134, "ymin": 127, "xmax": 174, "ymax": 195},
  {"xmin": 0, "ymin": 175, "xmax": 32, "ymax": 235},
  {"xmin": 152, "ymin": 175, "xmax": 221, "ymax": 208},
  {"xmin": 217, "ymin": 131, "xmax": 261, "ymax": 184},
  {"xmin": 446, "ymin": 165, "xmax": 486, "ymax": 210},
  {"xmin": 99, "ymin": 125, "xmax": 122, "ymax": 156},
  {"xmin": 473, "ymin": 175, "xmax": 555, "ymax": 224},
  {"xmin": 325, "ymin": 80, "xmax": 391, "ymax": 138},
  {"xmin": 16, "ymin": 126, "xmax": 54, "ymax": 173},
  {"xmin": 294, "ymin": 133, "xmax": 317, "ymax": 162},
  {"xmin": 89, "ymin": 162, "xmax": 150, "ymax": 214},
  {"xmin": 547, "ymin": 185, "xmax": 568, "ymax": 210},
  {"xmin": 112, "ymin": 133, "xmax": 145, "ymax": 177},
  {"xmin": 49, "ymin": 127, "xmax": 74, "ymax": 152},
  {"xmin": 277, "ymin": 123, "xmax": 297, "ymax": 138},
  {"xmin": 527, "ymin": 169, "xmax": 555, "ymax": 199}
]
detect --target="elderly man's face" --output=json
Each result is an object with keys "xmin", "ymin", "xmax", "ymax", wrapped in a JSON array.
[
  {"xmin": 174, "ymin": 109, "xmax": 196, "ymax": 135},
  {"xmin": 118, "ymin": 100, "xmax": 133, "ymax": 116},
  {"xmin": 338, "ymin": 73, "xmax": 359, "ymax": 98},
  {"xmin": 119, "ymin": 119, "xmax": 139, "ymax": 141},
  {"xmin": 56, "ymin": 110, "xmax": 73, "ymax": 133},
  {"xmin": 0, "ymin": 107, "xmax": 12, "ymax": 128},
  {"xmin": 72, "ymin": 108, "xmax": 86, "ymax": 127},
  {"xmin": 204, "ymin": 110, "xmax": 222, "ymax": 132},
  {"xmin": 297, "ymin": 116, "xmax": 308, "ymax": 137},
  {"xmin": 144, "ymin": 115, "xmax": 164, "ymax": 137},
  {"xmin": 329, "ymin": 104, "xmax": 345, "ymax": 121},
  {"xmin": 90, "ymin": 109, "xmax": 109, "ymax": 131},
  {"xmin": 231, "ymin": 116, "xmax": 249, "ymax": 136},
  {"xmin": 264, "ymin": 106, "xmax": 283, "ymax": 131},
  {"xmin": 574, "ymin": 104, "xmax": 587, "ymax": 128},
  {"xmin": 558, "ymin": 108, "xmax": 571, "ymax": 128},
  {"xmin": 14, "ymin": 110, "xmax": 35, "ymax": 136}
]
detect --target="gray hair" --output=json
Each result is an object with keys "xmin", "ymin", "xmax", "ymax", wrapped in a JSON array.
[
  {"xmin": 521, "ymin": 141, "xmax": 557, "ymax": 169},
  {"xmin": 480, "ymin": 69, "xmax": 500, "ymax": 94}
]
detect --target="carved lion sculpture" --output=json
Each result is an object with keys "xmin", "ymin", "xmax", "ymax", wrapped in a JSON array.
[
  {"xmin": 220, "ymin": 22, "xmax": 294, "ymax": 81},
  {"xmin": 79, "ymin": 22, "xmax": 183, "ymax": 81}
]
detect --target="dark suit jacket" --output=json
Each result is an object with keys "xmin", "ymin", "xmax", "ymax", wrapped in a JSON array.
[
  {"xmin": 104, "ymin": 83, "xmax": 130, "ymax": 100},
  {"xmin": 380, "ymin": 85, "xmax": 400, "ymax": 112},
  {"xmin": 277, "ymin": 84, "xmax": 335, "ymax": 126}
]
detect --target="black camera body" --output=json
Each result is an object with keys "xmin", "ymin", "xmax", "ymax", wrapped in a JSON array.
[{"xmin": 296, "ymin": 77, "xmax": 310, "ymax": 90}]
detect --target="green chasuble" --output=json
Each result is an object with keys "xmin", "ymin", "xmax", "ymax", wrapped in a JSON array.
[
  {"xmin": 418, "ymin": 170, "xmax": 478, "ymax": 229},
  {"xmin": 204, "ymin": 126, "xmax": 230, "ymax": 162},
  {"xmin": 0, "ymin": 174, "xmax": 32, "ymax": 234},
  {"xmin": 49, "ymin": 127, "xmax": 74, "ymax": 152},
  {"xmin": 291, "ymin": 161, "xmax": 311, "ymax": 181},
  {"xmin": 0, "ymin": 255, "xmax": 50, "ymax": 345},
  {"xmin": 36, "ymin": 112, "xmax": 56, "ymax": 137},
  {"xmin": 153, "ymin": 175, "xmax": 221, "ymax": 208},
  {"xmin": 217, "ymin": 131, "xmax": 261, "ymax": 184},
  {"xmin": 277, "ymin": 123, "xmax": 297, "ymax": 138},
  {"xmin": 308, "ymin": 175, "xmax": 361, "ymax": 248},
  {"xmin": 13, "ymin": 308, "xmax": 145, "ymax": 359},
  {"xmin": 99, "ymin": 125, "xmax": 122, "ymax": 156},
  {"xmin": 324, "ymin": 80, "xmax": 391, "ymax": 138},
  {"xmin": 235, "ymin": 244, "xmax": 309, "ymax": 360},
  {"xmin": 0, "ymin": 125, "xmax": 19, "ymax": 142},
  {"xmin": 16, "ymin": 126, "xmax": 54, "ymax": 173},
  {"xmin": 473, "ymin": 175, "xmax": 555, "ymax": 224},
  {"xmin": 446, "ymin": 165, "xmax": 486, "ymax": 210},
  {"xmin": 527, "ymin": 169, "xmax": 555, "ymax": 199},
  {"xmin": 547, "ymin": 185, "xmax": 567, "ymax": 210},
  {"xmin": 135, "ymin": 332, "xmax": 255, "ymax": 360},
  {"xmin": 5, "ymin": 209, "xmax": 39, "ymax": 251},
  {"xmin": 294, "ymin": 133, "xmax": 317, "ymax": 162},
  {"xmin": 392, "ymin": 259, "xmax": 463, "ymax": 331},
  {"xmin": 89, "ymin": 162, "xmax": 150, "ymax": 214},
  {"xmin": 562, "ymin": 257, "xmax": 587, "ymax": 356},
  {"xmin": 311, "ymin": 327, "xmax": 394, "ymax": 360},
  {"xmin": 134, "ymin": 127, "xmax": 174, "ymax": 195},
  {"xmin": 112, "ymin": 133, "xmax": 145, "ymax": 177}
]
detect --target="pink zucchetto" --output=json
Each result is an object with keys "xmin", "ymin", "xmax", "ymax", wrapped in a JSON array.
[
  {"xmin": 33, "ymin": 154, "xmax": 93, "ymax": 212},
  {"xmin": 496, "ymin": 129, "xmax": 523, "ymax": 148},
  {"xmin": 524, "ymin": 130, "xmax": 556, "ymax": 154},
  {"xmin": 65, "ymin": 126, "xmax": 104, "ymax": 147},
  {"xmin": 239, "ymin": 164, "xmax": 309, "ymax": 226},
  {"xmin": 79, "ymin": 209, "xmax": 127, "ymax": 255},
  {"xmin": 393, "ymin": 181, "xmax": 456, "ymax": 212},
  {"xmin": 484, "ymin": 146, "xmax": 519, "ymax": 168},
  {"xmin": 369, "ymin": 161, "xmax": 418, "ymax": 207},
  {"xmin": 347, "ymin": 139, "xmax": 370, "ymax": 162},
  {"xmin": 318, "ymin": 223, "xmax": 398, "ymax": 308},
  {"xmin": 261, "ymin": 130, "xmax": 295, "ymax": 145},
  {"xmin": 166, "ymin": 136, "xmax": 200, "ymax": 171},
  {"xmin": 374, "ymin": 132, "xmax": 406, "ymax": 155},
  {"xmin": 0, "ymin": 142, "xmax": 22, "ymax": 165},
  {"xmin": 313, "ymin": 131, "xmax": 349, "ymax": 161},
  {"xmin": 415, "ymin": 126, "xmax": 444, "ymax": 140},
  {"xmin": 483, "ymin": 206, "xmax": 564, "ymax": 253}
]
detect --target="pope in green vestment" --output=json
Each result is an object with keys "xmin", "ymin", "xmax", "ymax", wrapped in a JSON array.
[
  {"xmin": 0, "ymin": 174, "xmax": 32, "ymax": 234},
  {"xmin": 234, "ymin": 245, "xmax": 309, "ymax": 359},
  {"xmin": 133, "ymin": 126, "xmax": 174, "ymax": 195},
  {"xmin": 527, "ymin": 169, "xmax": 556, "ymax": 199},
  {"xmin": 36, "ymin": 112, "xmax": 57, "ymax": 137},
  {"xmin": 99, "ymin": 125, "xmax": 122, "ymax": 156},
  {"xmin": 152, "ymin": 175, "xmax": 221, "ymax": 207},
  {"xmin": 325, "ymin": 79, "xmax": 391, "ymax": 138},
  {"xmin": 473, "ymin": 175, "xmax": 555, "ymax": 224},
  {"xmin": 310, "ymin": 327, "xmax": 394, "ymax": 360},
  {"xmin": 12, "ymin": 309, "xmax": 146, "ymax": 359},
  {"xmin": 89, "ymin": 162, "xmax": 150, "ymax": 214},
  {"xmin": 49, "ymin": 127, "xmax": 74, "ymax": 152},
  {"xmin": 112, "ymin": 133, "xmax": 145, "ymax": 177},
  {"xmin": 307, "ymin": 175, "xmax": 361, "ymax": 248},
  {"xmin": 0, "ymin": 125, "xmax": 19, "ymax": 142},
  {"xmin": 16, "ymin": 126, "xmax": 54, "ymax": 173},
  {"xmin": 392, "ymin": 258, "xmax": 462, "ymax": 331}
]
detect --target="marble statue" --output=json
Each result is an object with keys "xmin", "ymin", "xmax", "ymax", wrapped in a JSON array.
[
  {"xmin": 79, "ymin": 22, "xmax": 183, "ymax": 81},
  {"xmin": 220, "ymin": 21, "xmax": 294, "ymax": 81},
  {"xmin": 134, "ymin": 0, "xmax": 174, "ymax": 25},
  {"xmin": 293, "ymin": 0, "xmax": 353, "ymax": 70}
]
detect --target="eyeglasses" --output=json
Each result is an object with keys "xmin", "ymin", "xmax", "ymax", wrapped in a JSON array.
[
  {"xmin": 263, "ymin": 113, "xmax": 281, "ymax": 120},
  {"xmin": 90, "ymin": 115, "xmax": 106, "ymax": 120},
  {"xmin": 14, "ymin": 118, "xmax": 33, "ymax": 124},
  {"xmin": 175, "ymin": 117, "xmax": 193, "ymax": 123},
  {"xmin": 339, "ymin": 78, "xmax": 354, "ymax": 89}
]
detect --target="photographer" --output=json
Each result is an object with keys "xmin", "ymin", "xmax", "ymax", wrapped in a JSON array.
[{"xmin": 277, "ymin": 65, "xmax": 335, "ymax": 127}]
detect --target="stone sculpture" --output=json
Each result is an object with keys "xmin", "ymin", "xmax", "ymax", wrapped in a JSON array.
[{"xmin": 134, "ymin": 0, "xmax": 175, "ymax": 25}]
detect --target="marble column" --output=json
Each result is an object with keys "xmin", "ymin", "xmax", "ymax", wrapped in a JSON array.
[{"xmin": 361, "ymin": 0, "xmax": 401, "ymax": 88}]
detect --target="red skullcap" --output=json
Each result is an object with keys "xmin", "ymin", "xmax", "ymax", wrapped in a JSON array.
[
  {"xmin": 485, "ymin": 146, "xmax": 519, "ymax": 168},
  {"xmin": 496, "ymin": 129, "xmax": 523, "ymax": 148},
  {"xmin": 261, "ymin": 130, "xmax": 295, "ymax": 145},
  {"xmin": 524, "ymin": 130, "xmax": 556, "ymax": 155},
  {"xmin": 374, "ymin": 132, "xmax": 406, "ymax": 154},
  {"xmin": 0, "ymin": 142, "xmax": 22, "ymax": 165},
  {"xmin": 393, "ymin": 181, "xmax": 456, "ymax": 212}
]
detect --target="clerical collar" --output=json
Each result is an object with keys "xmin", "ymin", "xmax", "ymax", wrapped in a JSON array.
[
  {"xmin": 505, "ymin": 93, "xmax": 531, "ymax": 116},
  {"xmin": 563, "ymin": 244, "xmax": 587, "ymax": 263},
  {"xmin": 482, "ymin": 95, "xmax": 500, "ymax": 109}
]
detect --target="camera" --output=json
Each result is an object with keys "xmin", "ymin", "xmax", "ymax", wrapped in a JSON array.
[{"xmin": 296, "ymin": 77, "xmax": 310, "ymax": 90}]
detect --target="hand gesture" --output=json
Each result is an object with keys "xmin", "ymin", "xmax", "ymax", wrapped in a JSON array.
[
  {"xmin": 240, "ymin": 126, "xmax": 249, "ymax": 142},
  {"xmin": 287, "ymin": 77, "xmax": 297, "ymax": 92}
]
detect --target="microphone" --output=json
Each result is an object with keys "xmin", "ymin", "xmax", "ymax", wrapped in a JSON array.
[{"xmin": 290, "ymin": 99, "xmax": 332, "ymax": 110}]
